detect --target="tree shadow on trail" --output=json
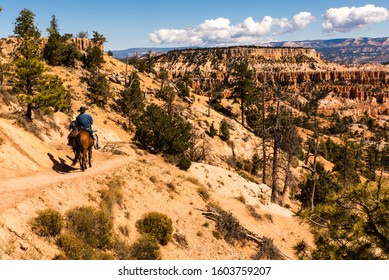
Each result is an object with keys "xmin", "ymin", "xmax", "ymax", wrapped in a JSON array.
[{"xmin": 47, "ymin": 153, "xmax": 77, "ymax": 173}]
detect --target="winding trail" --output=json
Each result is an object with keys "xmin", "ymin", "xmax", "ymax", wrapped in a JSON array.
[{"xmin": 0, "ymin": 152, "xmax": 134, "ymax": 213}]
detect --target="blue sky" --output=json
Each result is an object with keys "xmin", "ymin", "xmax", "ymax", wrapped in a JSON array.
[{"xmin": 0, "ymin": 0, "xmax": 388, "ymax": 50}]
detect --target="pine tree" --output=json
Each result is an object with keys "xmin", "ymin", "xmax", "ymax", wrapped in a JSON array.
[
  {"xmin": 43, "ymin": 15, "xmax": 81, "ymax": 67},
  {"xmin": 302, "ymin": 90, "xmax": 329, "ymax": 211},
  {"xmin": 82, "ymin": 46, "xmax": 104, "ymax": 69},
  {"xmin": 219, "ymin": 119, "xmax": 230, "ymax": 141},
  {"xmin": 118, "ymin": 71, "xmax": 144, "ymax": 130},
  {"xmin": 43, "ymin": 15, "xmax": 62, "ymax": 66},
  {"xmin": 134, "ymin": 104, "xmax": 192, "ymax": 155},
  {"xmin": 306, "ymin": 182, "xmax": 389, "ymax": 259},
  {"xmin": 12, "ymin": 9, "xmax": 70, "ymax": 120},
  {"xmin": 83, "ymin": 70, "xmax": 111, "ymax": 107},
  {"xmin": 82, "ymin": 31, "xmax": 106, "ymax": 70},
  {"xmin": 157, "ymin": 67, "xmax": 168, "ymax": 95},
  {"xmin": 91, "ymin": 31, "xmax": 107, "ymax": 45},
  {"xmin": 231, "ymin": 62, "xmax": 254, "ymax": 126},
  {"xmin": 32, "ymin": 75, "xmax": 71, "ymax": 113}
]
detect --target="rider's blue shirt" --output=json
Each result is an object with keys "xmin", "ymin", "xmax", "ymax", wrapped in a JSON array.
[{"xmin": 76, "ymin": 113, "xmax": 93, "ymax": 130}]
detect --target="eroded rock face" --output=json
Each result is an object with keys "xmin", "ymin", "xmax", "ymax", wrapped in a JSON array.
[
  {"xmin": 67, "ymin": 38, "xmax": 104, "ymax": 52},
  {"xmin": 155, "ymin": 46, "xmax": 389, "ymax": 106}
]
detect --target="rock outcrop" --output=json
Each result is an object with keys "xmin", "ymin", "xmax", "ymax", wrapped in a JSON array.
[{"xmin": 67, "ymin": 37, "xmax": 104, "ymax": 52}]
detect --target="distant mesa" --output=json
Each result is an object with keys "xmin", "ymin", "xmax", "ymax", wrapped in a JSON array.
[{"xmin": 111, "ymin": 37, "xmax": 389, "ymax": 65}]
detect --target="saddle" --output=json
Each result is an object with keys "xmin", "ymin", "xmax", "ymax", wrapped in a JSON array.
[
  {"xmin": 68, "ymin": 120, "xmax": 99, "ymax": 150},
  {"xmin": 69, "ymin": 121, "xmax": 94, "ymax": 137}
]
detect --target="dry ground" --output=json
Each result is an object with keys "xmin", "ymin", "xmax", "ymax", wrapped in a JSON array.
[{"xmin": 0, "ymin": 54, "xmax": 314, "ymax": 260}]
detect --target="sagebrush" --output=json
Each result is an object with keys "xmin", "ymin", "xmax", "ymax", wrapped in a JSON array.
[{"xmin": 136, "ymin": 211, "xmax": 173, "ymax": 245}]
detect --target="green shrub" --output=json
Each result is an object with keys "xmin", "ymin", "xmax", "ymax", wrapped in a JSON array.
[
  {"xmin": 57, "ymin": 234, "xmax": 94, "ymax": 260},
  {"xmin": 136, "ymin": 212, "xmax": 173, "ymax": 245},
  {"xmin": 32, "ymin": 209, "xmax": 63, "ymax": 237},
  {"xmin": 66, "ymin": 206, "xmax": 113, "ymax": 249},
  {"xmin": 219, "ymin": 119, "xmax": 230, "ymax": 141},
  {"xmin": 209, "ymin": 122, "xmax": 217, "ymax": 138},
  {"xmin": 212, "ymin": 231, "xmax": 222, "ymax": 239},
  {"xmin": 178, "ymin": 154, "xmax": 192, "ymax": 170},
  {"xmin": 130, "ymin": 235, "xmax": 162, "ymax": 260}
]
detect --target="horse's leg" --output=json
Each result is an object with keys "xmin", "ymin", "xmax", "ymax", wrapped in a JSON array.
[
  {"xmin": 88, "ymin": 147, "xmax": 92, "ymax": 168},
  {"xmin": 83, "ymin": 148, "xmax": 88, "ymax": 170},
  {"xmin": 80, "ymin": 155, "xmax": 84, "ymax": 171},
  {"xmin": 78, "ymin": 147, "xmax": 84, "ymax": 171},
  {"xmin": 72, "ymin": 148, "xmax": 80, "ymax": 166}
]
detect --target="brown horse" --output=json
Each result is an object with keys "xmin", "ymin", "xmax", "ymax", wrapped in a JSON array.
[{"xmin": 71, "ymin": 130, "xmax": 94, "ymax": 171}]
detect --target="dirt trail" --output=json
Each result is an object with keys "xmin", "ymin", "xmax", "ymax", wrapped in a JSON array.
[{"xmin": 0, "ymin": 151, "xmax": 134, "ymax": 212}]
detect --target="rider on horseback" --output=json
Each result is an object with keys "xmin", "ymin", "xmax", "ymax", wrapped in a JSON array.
[{"xmin": 68, "ymin": 106, "xmax": 100, "ymax": 149}]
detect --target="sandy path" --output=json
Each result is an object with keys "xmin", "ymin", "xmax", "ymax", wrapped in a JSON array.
[{"xmin": 0, "ymin": 153, "xmax": 134, "ymax": 212}]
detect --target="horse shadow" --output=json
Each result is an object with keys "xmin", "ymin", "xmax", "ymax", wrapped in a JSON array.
[{"xmin": 47, "ymin": 153, "xmax": 77, "ymax": 173}]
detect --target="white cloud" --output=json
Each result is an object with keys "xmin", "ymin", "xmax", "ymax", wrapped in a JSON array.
[
  {"xmin": 322, "ymin": 4, "xmax": 389, "ymax": 33},
  {"xmin": 149, "ymin": 12, "xmax": 315, "ymax": 46},
  {"xmin": 292, "ymin": 12, "xmax": 316, "ymax": 29}
]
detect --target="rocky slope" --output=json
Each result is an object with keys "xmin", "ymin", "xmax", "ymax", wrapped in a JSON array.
[{"xmin": 0, "ymin": 42, "xmax": 313, "ymax": 260}]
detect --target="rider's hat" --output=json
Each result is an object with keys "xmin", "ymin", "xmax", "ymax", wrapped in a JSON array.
[{"xmin": 78, "ymin": 106, "xmax": 87, "ymax": 113}]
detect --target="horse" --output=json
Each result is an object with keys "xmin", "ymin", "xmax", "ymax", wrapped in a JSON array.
[{"xmin": 71, "ymin": 130, "xmax": 94, "ymax": 171}]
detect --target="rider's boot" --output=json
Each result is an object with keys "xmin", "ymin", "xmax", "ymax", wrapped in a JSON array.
[{"xmin": 93, "ymin": 133, "xmax": 100, "ymax": 150}]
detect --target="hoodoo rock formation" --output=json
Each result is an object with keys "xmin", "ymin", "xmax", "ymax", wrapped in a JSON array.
[{"xmin": 154, "ymin": 46, "xmax": 389, "ymax": 105}]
